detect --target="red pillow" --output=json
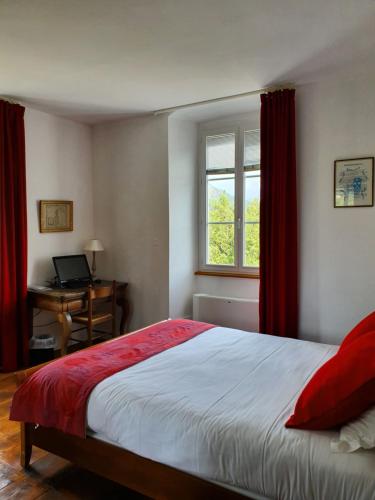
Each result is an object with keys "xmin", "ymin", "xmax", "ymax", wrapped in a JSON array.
[
  {"xmin": 339, "ymin": 311, "xmax": 375, "ymax": 351},
  {"xmin": 286, "ymin": 330, "xmax": 375, "ymax": 430}
]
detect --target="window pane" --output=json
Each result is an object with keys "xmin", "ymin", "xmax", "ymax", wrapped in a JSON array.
[
  {"xmin": 244, "ymin": 223, "xmax": 259, "ymax": 267},
  {"xmin": 244, "ymin": 171, "xmax": 260, "ymax": 221},
  {"xmin": 208, "ymin": 223, "xmax": 235, "ymax": 266},
  {"xmin": 244, "ymin": 170, "xmax": 260, "ymax": 267},
  {"xmin": 206, "ymin": 133, "xmax": 235, "ymax": 171},
  {"xmin": 207, "ymin": 173, "xmax": 235, "ymax": 222},
  {"xmin": 244, "ymin": 129, "xmax": 260, "ymax": 167}
]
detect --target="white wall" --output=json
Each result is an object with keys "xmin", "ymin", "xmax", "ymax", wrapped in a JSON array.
[
  {"xmin": 298, "ymin": 70, "xmax": 375, "ymax": 344},
  {"xmin": 195, "ymin": 275, "xmax": 259, "ymax": 300},
  {"xmin": 25, "ymin": 70, "xmax": 375, "ymax": 345},
  {"xmin": 25, "ymin": 107, "xmax": 94, "ymax": 284},
  {"xmin": 191, "ymin": 79, "xmax": 375, "ymax": 344},
  {"xmin": 92, "ymin": 114, "xmax": 170, "ymax": 331},
  {"xmin": 25, "ymin": 107, "xmax": 94, "ymax": 343},
  {"xmin": 168, "ymin": 116, "xmax": 198, "ymax": 318}
]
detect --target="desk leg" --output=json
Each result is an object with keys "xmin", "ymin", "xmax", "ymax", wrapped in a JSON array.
[
  {"xmin": 28, "ymin": 303, "xmax": 34, "ymax": 339},
  {"xmin": 58, "ymin": 312, "xmax": 72, "ymax": 356},
  {"xmin": 117, "ymin": 297, "xmax": 130, "ymax": 335}
]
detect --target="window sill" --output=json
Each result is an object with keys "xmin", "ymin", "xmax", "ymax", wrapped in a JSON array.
[{"xmin": 195, "ymin": 270, "xmax": 259, "ymax": 279}]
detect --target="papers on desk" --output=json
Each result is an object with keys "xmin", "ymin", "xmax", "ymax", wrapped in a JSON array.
[{"xmin": 28, "ymin": 284, "xmax": 53, "ymax": 292}]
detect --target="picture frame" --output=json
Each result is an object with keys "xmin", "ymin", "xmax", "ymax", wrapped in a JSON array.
[
  {"xmin": 334, "ymin": 157, "xmax": 374, "ymax": 208},
  {"xmin": 39, "ymin": 200, "xmax": 73, "ymax": 233}
]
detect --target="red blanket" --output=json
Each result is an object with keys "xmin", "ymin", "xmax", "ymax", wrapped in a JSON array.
[{"xmin": 10, "ymin": 319, "xmax": 214, "ymax": 437}]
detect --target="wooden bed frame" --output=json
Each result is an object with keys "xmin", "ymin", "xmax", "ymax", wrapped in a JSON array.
[{"xmin": 16, "ymin": 363, "xmax": 249, "ymax": 500}]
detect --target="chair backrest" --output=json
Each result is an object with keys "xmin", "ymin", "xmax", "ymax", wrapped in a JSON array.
[
  {"xmin": 88, "ymin": 283, "xmax": 115, "ymax": 300},
  {"xmin": 87, "ymin": 281, "xmax": 117, "ymax": 317}
]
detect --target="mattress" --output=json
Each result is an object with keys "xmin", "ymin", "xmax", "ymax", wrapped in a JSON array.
[{"xmin": 87, "ymin": 326, "xmax": 375, "ymax": 500}]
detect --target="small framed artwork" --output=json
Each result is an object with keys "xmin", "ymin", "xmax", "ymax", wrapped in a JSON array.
[
  {"xmin": 334, "ymin": 157, "xmax": 374, "ymax": 208},
  {"xmin": 39, "ymin": 200, "xmax": 73, "ymax": 233}
]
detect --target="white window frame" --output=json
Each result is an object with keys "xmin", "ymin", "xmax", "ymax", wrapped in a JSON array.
[{"xmin": 198, "ymin": 125, "xmax": 260, "ymax": 276}]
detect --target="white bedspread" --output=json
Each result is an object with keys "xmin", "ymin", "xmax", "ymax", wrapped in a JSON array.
[{"xmin": 87, "ymin": 327, "xmax": 375, "ymax": 500}]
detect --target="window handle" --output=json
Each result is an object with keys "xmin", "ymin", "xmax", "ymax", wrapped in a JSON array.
[{"xmin": 237, "ymin": 217, "xmax": 242, "ymax": 230}]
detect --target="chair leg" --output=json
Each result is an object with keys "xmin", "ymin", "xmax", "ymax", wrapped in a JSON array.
[
  {"xmin": 87, "ymin": 322, "xmax": 93, "ymax": 347},
  {"xmin": 112, "ymin": 314, "xmax": 116, "ymax": 338},
  {"xmin": 112, "ymin": 280, "xmax": 117, "ymax": 338}
]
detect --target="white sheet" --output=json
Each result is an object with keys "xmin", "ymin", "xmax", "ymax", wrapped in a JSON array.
[{"xmin": 87, "ymin": 327, "xmax": 375, "ymax": 500}]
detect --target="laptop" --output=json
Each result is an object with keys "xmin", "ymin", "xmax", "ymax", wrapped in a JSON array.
[{"xmin": 53, "ymin": 254, "xmax": 92, "ymax": 289}]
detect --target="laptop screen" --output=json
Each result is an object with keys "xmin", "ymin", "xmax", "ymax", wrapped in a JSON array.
[{"xmin": 53, "ymin": 255, "xmax": 91, "ymax": 284}]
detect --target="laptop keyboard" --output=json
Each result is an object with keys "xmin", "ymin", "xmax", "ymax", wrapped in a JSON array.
[{"xmin": 65, "ymin": 281, "xmax": 91, "ymax": 289}]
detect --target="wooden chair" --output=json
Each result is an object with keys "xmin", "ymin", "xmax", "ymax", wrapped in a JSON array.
[{"xmin": 71, "ymin": 281, "xmax": 117, "ymax": 347}]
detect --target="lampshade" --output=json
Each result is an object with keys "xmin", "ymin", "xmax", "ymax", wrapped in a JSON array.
[{"xmin": 84, "ymin": 239, "xmax": 104, "ymax": 252}]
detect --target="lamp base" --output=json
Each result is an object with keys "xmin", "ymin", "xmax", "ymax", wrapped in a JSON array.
[{"xmin": 91, "ymin": 251, "xmax": 97, "ymax": 279}]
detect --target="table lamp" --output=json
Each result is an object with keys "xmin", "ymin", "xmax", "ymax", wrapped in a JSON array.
[{"xmin": 84, "ymin": 239, "xmax": 104, "ymax": 279}]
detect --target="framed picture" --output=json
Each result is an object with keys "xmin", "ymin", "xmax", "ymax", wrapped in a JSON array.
[
  {"xmin": 39, "ymin": 200, "xmax": 73, "ymax": 233},
  {"xmin": 334, "ymin": 157, "xmax": 374, "ymax": 208}
]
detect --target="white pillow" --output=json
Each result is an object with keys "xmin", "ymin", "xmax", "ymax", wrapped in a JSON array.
[{"xmin": 331, "ymin": 406, "xmax": 375, "ymax": 453}]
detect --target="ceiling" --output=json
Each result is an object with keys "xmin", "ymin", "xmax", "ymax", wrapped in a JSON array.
[{"xmin": 1, "ymin": 0, "xmax": 375, "ymax": 123}]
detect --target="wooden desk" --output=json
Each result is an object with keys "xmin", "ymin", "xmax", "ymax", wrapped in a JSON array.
[{"xmin": 28, "ymin": 281, "xmax": 129, "ymax": 356}]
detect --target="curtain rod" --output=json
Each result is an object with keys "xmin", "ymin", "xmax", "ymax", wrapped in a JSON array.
[
  {"xmin": 0, "ymin": 96, "xmax": 20, "ymax": 105},
  {"xmin": 153, "ymin": 84, "xmax": 294, "ymax": 115}
]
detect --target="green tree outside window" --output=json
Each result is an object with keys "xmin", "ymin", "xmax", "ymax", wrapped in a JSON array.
[{"xmin": 208, "ymin": 192, "xmax": 259, "ymax": 267}]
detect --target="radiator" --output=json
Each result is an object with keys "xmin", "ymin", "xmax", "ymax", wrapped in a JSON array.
[{"xmin": 193, "ymin": 294, "xmax": 259, "ymax": 332}]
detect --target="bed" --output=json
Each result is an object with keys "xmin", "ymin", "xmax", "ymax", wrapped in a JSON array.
[{"xmin": 14, "ymin": 322, "xmax": 375, "ymax": 500}]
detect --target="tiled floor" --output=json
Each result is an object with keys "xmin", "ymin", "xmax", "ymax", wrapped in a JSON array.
[{"xmin": 0, "ymin": 373, "xmax": 147, "ymax": 499}]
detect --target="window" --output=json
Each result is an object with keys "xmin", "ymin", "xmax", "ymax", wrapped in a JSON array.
[{"xmin": 199, "ymin": 126, "xmax": 260, "ymax": 275}]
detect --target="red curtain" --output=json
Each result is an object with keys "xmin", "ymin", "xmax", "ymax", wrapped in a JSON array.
[
  {"xmin": 259, "ymin": 89, "xmax": 298, "ymax": 338},
  {"xmin": 0, "ymin": 100, "xmax": 29, "ymax": 371}
]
